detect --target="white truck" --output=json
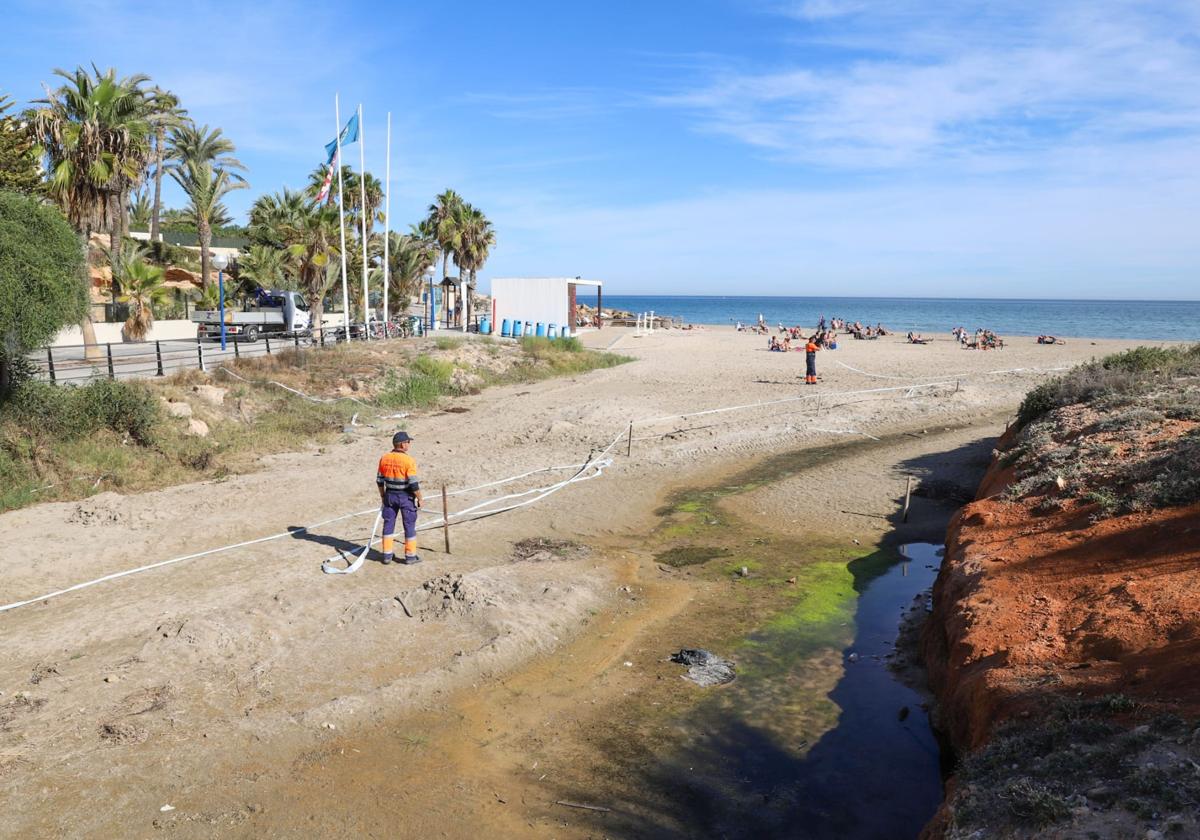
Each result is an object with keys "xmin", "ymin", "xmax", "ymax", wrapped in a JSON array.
[{"xmin": 192, "ymin": 290, "xmax": 311, "ymax": 342}]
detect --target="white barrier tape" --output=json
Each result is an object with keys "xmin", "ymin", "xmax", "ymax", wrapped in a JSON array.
[
  {"xmin": 2, "ymin": 439, "xmax": 626, "ymax": 608},
  {"xmin": 217, "ymin": 366, "xmax": 375, "ymax": 407}
]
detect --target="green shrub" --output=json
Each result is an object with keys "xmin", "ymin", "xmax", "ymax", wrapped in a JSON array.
[
  {"xmin": 1015, "ymin": 344, "xmax": 1200, "ymax": 428},
  {"xmin": 377, "ymin": 369, "xmax": 444, "ymax": 408},
  {"xmin": 433, "ymin": 337, "xmax": 462, "ymax": 351},
  {"xmin": 410, "ymin": 354, "xmax": 454, "ymax": 382},
  {"xmin": 1100, "ymin": 346, "xmax": 1177, "ymax": 373},
  {"xmin": 6, "ymin": 379, "xmax": 160, "ymax": 443},
  {"xmin": 520, "ymin": 335, "xmax": 583, "ymax": 357}
]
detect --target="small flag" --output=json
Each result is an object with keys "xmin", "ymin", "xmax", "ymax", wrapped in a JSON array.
[
  {"xmin": 324, "ymin": 112, "xmax": 359, "ymax": 163},
  {"xmin": 315, "ymin": 152, "xmax": 337, "ymax": 204}
]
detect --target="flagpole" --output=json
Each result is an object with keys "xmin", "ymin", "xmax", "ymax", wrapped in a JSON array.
[
  {"xmin": 383, "ymin": 111, "xmax": 391, "ymax": 332},
  {"xmin": 358, "ymin": 103, "xmax": 370, "ymax": 338},
  {"xmin": 334, "ymin": 94, "xmax": 351, "ymax": 341}
]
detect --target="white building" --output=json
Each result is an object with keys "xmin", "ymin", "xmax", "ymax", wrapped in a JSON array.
[{"xmin": 489, "ymin": 277, "xmax": 603, "ymax": 337}]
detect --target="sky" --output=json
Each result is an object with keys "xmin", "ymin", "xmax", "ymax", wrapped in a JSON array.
[{"xmin": 4, "ymin": 0, "xmax": 1199, "ymax": 299}]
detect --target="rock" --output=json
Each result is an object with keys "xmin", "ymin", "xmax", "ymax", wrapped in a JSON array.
[
  {"xmin": 847, "ymin": 653, "xmax": 859, "ymax": 663},
  {"xmin": 740, "ymin": 566, "xmax": 750, "ymax": 577},
  {"xmin": 103, "ymin": 674, "xmax": 119, "ymax": 683},
  {"xmin": 161, "ymin": 399, "xmax": 192, "ymax": 418},
  {"xmin": 185, "ymin": 419, "xmax": 210, "ymax": 438},
  {"xmin": 160, "ymin": 805, "xmax": 175, "ymax": 813},
  {"xmin": 192, "ymin": 385, "xmax": 226, "ymax": 406}
]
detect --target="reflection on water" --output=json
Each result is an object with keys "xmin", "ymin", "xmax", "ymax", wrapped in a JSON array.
[{"xmin": 641, "ymin": 543, "xmax": 945, "ymax": 840}]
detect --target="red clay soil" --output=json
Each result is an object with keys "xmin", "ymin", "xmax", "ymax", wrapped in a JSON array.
[{"xmin": 923, "ymin": 471, "xmax": 1200, "ymax": 755}]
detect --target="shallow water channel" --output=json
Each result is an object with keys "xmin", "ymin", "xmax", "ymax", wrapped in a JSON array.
[
  {"xmin": 569, "ymin": 442, "xmax": 948, "ymax": 839},
  {"xmin": 604, "ymin": 545, "xmax": 945, "ymax": 839}
]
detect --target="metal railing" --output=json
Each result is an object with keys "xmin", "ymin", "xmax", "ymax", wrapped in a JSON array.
[{"xmin": 31, "ymin": 320, "xmax": 419, "ymax": 385}]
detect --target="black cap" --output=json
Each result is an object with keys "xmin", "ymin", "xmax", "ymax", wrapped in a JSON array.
[{"xmin": 392, "ymin": 431, "xmax": 413, "ymax": 445}]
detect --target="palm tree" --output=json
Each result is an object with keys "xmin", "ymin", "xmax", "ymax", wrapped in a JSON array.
[
  {"xmin": 146, "ymin": 88, "xmax": 186, "ymax": 242},
  {"xmin": 128, "ymin": 188, "xmax": 151, "ymax": 227},
  {"xmin": 277, "ymin": 202, "xmax": 340, "ymax": 340},
  {"xmin": 424, "ymin": 189, "xmax": 464, "ymax": 285},
  {"xmin": 31, "ymin": 65, "xmax": 152, "ymax": 355},
  {"xmin": 248, "ymin": 187, "xmax": 306, "ymax": 249},
  {"xmin": 100, "ymin": 236, "xmax": 149, "ymax": 281},
  {"xmin": 169, "ymin": 159, "xmax": 246, "ymax": 288},
  {"xmin": 0, "ymin": 92, "xmax": 43, "ymax": 196},
  {"xmin": 453, "ymin": 204, "xmax": 495, "ymax": 326},
  {"xmin": 168, "ymin": 123, "xmax": 245, "ymax": 179},
  {"xmin": 374, "ymin": 232, "xmax": 437, "ymax": 318},
  {"xmin": 118, "ymin": 259, "xmax": 169, "ymax": 340},
  {"xmin": 238, "ymin": 243, "xmax": 290, "ymax": 290},
  {"xmin": 307, "ymin": 166, "xmax": 383, "ymax": 229}
]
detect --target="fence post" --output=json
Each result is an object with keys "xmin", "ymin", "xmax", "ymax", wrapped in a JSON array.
[
  {"xmin": 902, "ymin": 476, "xmax": 914, "ymax": 523},
  {"xmin": 155, "ymin": 341, "xmax": 164, "ymax": 376},
  {"xmin": 294, "ymin": 333, "xmax": 300, "ymax": 350},
  {"xmin": 197, "ymin": 339, "xmax": 206, "ymax": 372},
  {"xmin": 442, "ymin": 485, "xmax": 452, "ymax": 554},
  {"xmin": 106, "ymin": 343, "xmax": 115, "ymax": 379},
  {"xmin": 265, "ymin": 336, "xmax": 271, "ymax": 355},
  {"xmin": 46, "ymin": 346, "xmax": 56, "ymax": 383},
  {"xmin": 627, "ymin": 421, "xmax": 633, "ymax": 457},
  {"xmin": 233, "ymin": 338, "xmax": 240, "ymax": 359}
]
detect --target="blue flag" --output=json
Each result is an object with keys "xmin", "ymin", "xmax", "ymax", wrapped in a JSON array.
[{"xmin": 324, "ymin": 112, "xmax": 359, "ymax": 163}]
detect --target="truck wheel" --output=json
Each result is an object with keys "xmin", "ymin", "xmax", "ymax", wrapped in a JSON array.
[{"xmin": 244, "ymin": 325, "xmax": 260, "ymax": 343}]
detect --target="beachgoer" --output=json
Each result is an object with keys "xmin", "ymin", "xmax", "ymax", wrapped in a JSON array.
[
  {"xmin": 805, "ymin": 338, "xmax": 819, "ymax": 384},
  {"xmin": 377, "ymin": 431, "xmax": 423, "ymax": 565}
]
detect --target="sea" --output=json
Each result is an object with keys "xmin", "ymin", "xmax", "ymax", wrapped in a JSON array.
[{"xmin": 599, "ymin": 296, "xmax": 1200, "ymax": 341}]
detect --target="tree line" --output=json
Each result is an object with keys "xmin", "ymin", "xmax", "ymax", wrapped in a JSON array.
[{"xmin": 0, "ymin": 65, "xmax": 495, "ymax": 373}]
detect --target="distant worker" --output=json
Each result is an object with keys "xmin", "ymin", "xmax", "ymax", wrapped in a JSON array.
[
  {"xmin": 377, "ymin": 431, "xmax": 423, "ymax": 565},
  {"xmin": 805, "ymin": 337, "xmax": 819, "ymax": 385}
]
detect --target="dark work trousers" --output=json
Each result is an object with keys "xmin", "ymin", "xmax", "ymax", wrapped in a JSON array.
[
  {"xmin": 381, "ymin": 490, "xmax": 419, "ymax": 557},
  {"xmin": 806, "ymin": 353, "xmax": 817, "ymax": 378}
]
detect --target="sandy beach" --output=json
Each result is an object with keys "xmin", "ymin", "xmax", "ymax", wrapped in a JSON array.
[{"xmin": 0, "ymin": 326, "xmax": 1163, "ymax": 837}]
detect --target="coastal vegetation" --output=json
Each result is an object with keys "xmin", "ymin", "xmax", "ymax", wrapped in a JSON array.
[
  {"xmin": 1004, "ymin": 344, "xmax": 1200, "ymax": 517},
  {"xmin": 0, "ymin": 336, "xmax": 630, "ymax": 513},
  {"xmin": 0, "ymin": 190, "xmax": 88, "ymax": 394}
]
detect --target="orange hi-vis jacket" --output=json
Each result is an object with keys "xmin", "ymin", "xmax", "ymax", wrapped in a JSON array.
[
  {"xmin": 806, "ymin": 341, "xmax": 818, "ymax": 354},
  {"xmin": 377, "ymin": 451, "xmax": 420, "ymax": 495}
]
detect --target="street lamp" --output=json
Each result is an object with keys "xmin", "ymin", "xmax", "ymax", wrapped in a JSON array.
[
  {"xmin": 424, "ymin": 265, "xmax": 437, "ymax": 332},
  {"xmin": 212, "ymin": 252, "xmax": 229, "ymax": 351}
]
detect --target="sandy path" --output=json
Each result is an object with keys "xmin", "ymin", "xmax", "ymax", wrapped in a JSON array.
[{"xmin": 0, "ymin": 327, "xmax": 1157, "ymax": 836}]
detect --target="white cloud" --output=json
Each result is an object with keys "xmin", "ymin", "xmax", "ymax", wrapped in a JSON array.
[{"xmin": 658, "ymin": 1, "xmax": 1200, "ymax": 174}]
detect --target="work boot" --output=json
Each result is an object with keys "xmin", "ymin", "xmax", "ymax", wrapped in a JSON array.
[
  {"xmin": 381, "ymin": 554, "xmax": 393, "ymax": 565},
  {"xmin": 402, "ymin": 554, "xmax": 422, "ymax": 565}
]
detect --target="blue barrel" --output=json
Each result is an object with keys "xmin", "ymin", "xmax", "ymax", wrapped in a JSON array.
[
  {"xmin": 524, "ymin": 321, "xmax": 533, "ymax": 337},
  {"xmin": 480, "ymin": 317, "xmax": 491, "ymax": 335},
  {"xmin": 512, "ymin": 320, "xmax": 524, "ymax": 338},
  {"xmin": 548, "ymin": 324, "xmax": 557, "ymax": 338},
  {"xmin": 560, "ymin": 326, "xmax": 571, "ymax": 338},
  {"xmin": 535, "ymin": 323, "xmax": 546, "ymax": 337},
  {"xmin": 500, "ymin": 318, "xmax": 511, "ymax": 337}
]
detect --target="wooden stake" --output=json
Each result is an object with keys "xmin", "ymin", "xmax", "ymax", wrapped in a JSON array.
[
  {"xmin": 626, "ymin": 421, "xmax": 633, "ymax": 457},
  {"xmin": 442, "ymin": 484, "xmax": 451, "ymax": 554},
  {"xmin": 902, "ymin": 476, "xmax": 914, "ymax": 523}
]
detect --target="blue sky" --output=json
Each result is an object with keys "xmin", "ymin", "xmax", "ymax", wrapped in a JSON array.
[{"xmin": 4, "ymin": 0, "xmax": 1199, "ymax": 299}]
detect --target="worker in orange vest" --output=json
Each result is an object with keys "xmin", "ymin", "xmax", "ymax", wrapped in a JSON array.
[
  {"xmin": 805, "ymin": 338, "xmax": 819, "ymax": 385},
  {"xmin": 377, "ymin": 431, "xmax": 423, "ymax": 565}
]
